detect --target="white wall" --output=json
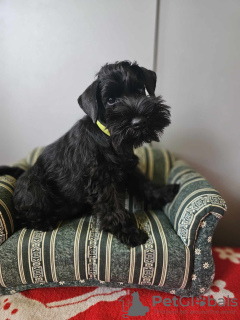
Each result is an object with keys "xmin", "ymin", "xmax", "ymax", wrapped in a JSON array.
[
  {"xmin": 0, "ymin": 0, "xmax": 156, "ymax": 163},
  {"xmin": 157, "ymin": 0, "xmax": 240, "ymax": 246}
]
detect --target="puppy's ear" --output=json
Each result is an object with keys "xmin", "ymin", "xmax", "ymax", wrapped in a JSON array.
[
  {"xmin": 141, "ymin": 67, "xmax": 157, "ymax": 96},
  {"xmin": 78, "ymin": 80, "xmax": 99, "ymax": 123}
]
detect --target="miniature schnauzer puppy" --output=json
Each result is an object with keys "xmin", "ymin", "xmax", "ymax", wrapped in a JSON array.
[{"xmin": 1, "ymin": 61, "xmax": 179, "ymax": 247}]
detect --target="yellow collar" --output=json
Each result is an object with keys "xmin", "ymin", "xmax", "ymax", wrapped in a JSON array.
[{"xmin": 96, "ymin": 120, "xmax": 110, "ymax": 136}]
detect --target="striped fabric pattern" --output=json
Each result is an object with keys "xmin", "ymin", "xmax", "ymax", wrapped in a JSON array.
[
  {"xmin": 0, "ymin": 210, "xmax": 187, "ymax": 292},
  {"xmin": 0, "ymin": 144, "xmax": 226, "ymax": 296}
]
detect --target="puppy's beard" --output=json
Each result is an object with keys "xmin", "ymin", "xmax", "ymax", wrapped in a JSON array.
[
  {"xmin": 105, "ymin": 96, "xmax": 171, "ymax": 152},
  {"xmin": 110, "ymin": 127, "xmax": 160, "ymax": 152}
]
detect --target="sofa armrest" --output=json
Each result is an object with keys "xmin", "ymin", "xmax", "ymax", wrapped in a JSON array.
[
  {"xmin": 163, "ymin": 159, "xmax": 227, "ymax": 248},
  {"xmin": 0, "ymin": 174, "xmax": 18, "ymax": 245}
]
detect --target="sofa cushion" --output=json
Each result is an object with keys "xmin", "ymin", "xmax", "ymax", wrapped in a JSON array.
[{"xmin": 0, "ymin": 209, "xmax": 189, "ymax": 295}]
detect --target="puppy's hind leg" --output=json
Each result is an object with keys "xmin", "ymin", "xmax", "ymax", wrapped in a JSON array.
[
  {"xmin": 127, "ymin": 168, "xmax": 180, "ymax": 208},
  {"xmin": 13, "ymin": 168, "xmax": 58, "ymax": 231}
]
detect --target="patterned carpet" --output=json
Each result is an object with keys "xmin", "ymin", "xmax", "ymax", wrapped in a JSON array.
[{"xmin": 0, "ymin": 246, "xmax": 239, "ymax": 320}]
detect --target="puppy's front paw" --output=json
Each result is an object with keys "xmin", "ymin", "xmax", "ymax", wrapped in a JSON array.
[{"xmin": 117, "ymin": 227, "xmax": 149, "ymax": 247}]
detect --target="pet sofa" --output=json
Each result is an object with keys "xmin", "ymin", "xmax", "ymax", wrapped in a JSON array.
[{"xmin": 0, "ymin": 145, "xmax": 227, "ymax": 297}]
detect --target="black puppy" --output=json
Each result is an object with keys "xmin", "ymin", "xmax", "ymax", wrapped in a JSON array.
[{"xmin": 3, "ymin": 61, "xmax": 179, "ymax": 247}]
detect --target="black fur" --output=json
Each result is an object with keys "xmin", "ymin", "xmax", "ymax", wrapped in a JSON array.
[{"xmin": 1, "ymin": 61, "xmax": 179, "ymax": 247}]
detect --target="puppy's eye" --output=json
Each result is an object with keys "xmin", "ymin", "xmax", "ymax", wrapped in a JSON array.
[{"xmin": 107, "ymin": 98, "xmax": 116, "ymax": 105}]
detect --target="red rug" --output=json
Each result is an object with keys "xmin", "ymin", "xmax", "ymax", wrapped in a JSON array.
[{"xmin": 0, "ymin": 246, "xmax": 240, "ymax": 320}]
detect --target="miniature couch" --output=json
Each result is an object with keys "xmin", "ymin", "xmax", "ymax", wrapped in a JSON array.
[{"xmin": 0, "ymin": 145, "xmax": 227, "ymax": 296}]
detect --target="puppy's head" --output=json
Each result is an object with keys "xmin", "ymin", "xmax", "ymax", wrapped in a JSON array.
[{"xmin": 78, "ymin": 61, "xmax": 171, "ymax": 151}]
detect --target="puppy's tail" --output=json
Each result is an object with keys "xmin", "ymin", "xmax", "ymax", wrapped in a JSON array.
[
  {"xmin": 13, "ymin": 167, "xmax": 52, "ymax": 227},
  {"xmin": 0, "ymin": 166, "xmax": 25, "ymax": 179}
]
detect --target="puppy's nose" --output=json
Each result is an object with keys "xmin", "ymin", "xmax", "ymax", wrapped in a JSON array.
[{"xmin": 131, "ymin": 116, "xmax": 147, "ymax": 128}]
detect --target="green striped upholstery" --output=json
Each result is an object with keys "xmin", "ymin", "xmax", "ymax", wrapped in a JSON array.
[
  {"xmin": 0, "ymin": 144, "xmax": 226, "ymax": 296},
  {"xmin": 0, "ymin": 211, "xmax": 187, "ymax": 292},
  {"xmin": 134, "ymin": 145, "xmax": 175, "ymax": 186}
]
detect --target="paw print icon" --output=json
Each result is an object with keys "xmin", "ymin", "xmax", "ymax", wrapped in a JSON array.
[{"xmin": 195, "ymin": 296, "xmax": 206, "ymax": 307}]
